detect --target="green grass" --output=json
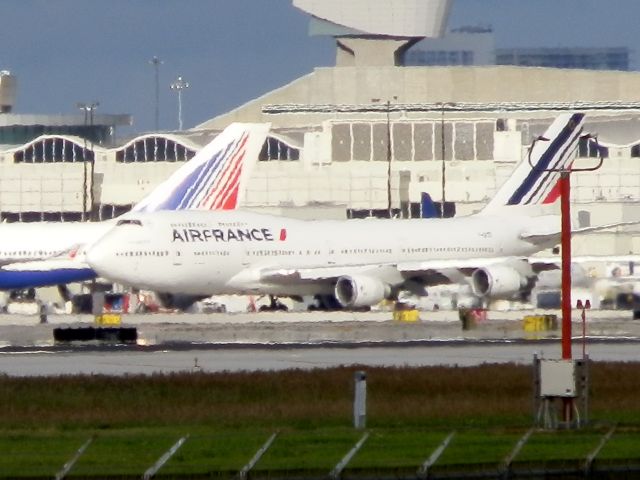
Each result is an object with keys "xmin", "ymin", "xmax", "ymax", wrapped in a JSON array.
[
  {"xmin": 0, "ymin": 431, "xmax": 89, "ymax": 478},
  {"xmin": 161, "ymin": 431, "xmax": 279, "ymax": 476},
  {"xmin": 0, "ymin": 362, "xmax": 639, "ymax": 477},
  {"xmin": 1, "ymin": 427, "xmax": 639, "ymax": 478}
]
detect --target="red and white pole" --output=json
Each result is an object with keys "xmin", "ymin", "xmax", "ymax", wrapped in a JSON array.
[
  {"xmin": 560, "ymin": 170, "xmax": 572, "ymax": 361},
  {"xmin": 559, "ymin": 170, "xmax": 573, "ymax": 424}
]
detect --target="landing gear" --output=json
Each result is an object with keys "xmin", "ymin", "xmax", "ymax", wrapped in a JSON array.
[
  {"xmin": 258, "ymin": 295, "xmax": 288, "ymax": 312},
  {"xmin": 9, "ymin": 288, "xmax": 36, "ymax": 302},
  {"xmin": 57, "ymin": 284, "xmax": 72, "ymax": 303}
]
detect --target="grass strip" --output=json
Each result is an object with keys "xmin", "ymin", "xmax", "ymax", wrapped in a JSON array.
[{"xmin": 0, "ymin": 362, "xmax": 638, "ymax": 476}]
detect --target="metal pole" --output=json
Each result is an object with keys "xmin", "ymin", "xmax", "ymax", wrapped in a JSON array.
[
  {"xmin": 88, "ymin": 105, "xmax": 96, "ymax": 220},
  {"xmin": 582, "ymin": 305, "xmax": 587, "ymax": 359},
  {"xmin": 353, "ymin": 370, "xmax": 367, "ymax": 429},
  {"xmin": 440, "ymin": 105, "xmax": 445, "ymax": 218},
  {"xmin": 177, "ymin": 89, "xmax": 183, "ymax": 131},
  {"xmin": 149, "ymin": 56, "xmax": 163, "ymax": 131},
  {"xmin": 55, "ymin": 437, "xmax": 93, "ymax": 480},
  {"xmin": 560, "ymin": 170, "xmax": 572, "ymax": 361},
  {"xmin": 560, "ymin": 170, "xmax": 573, "ymax": 425},
  {"xmin": 386, "ymin": 101, "xmax": 392, "ymax": 217},
  {"xmin": 170, "ymin": 76, "xmax": 189, "ymax": 131},
  {"xmin": 81, "ymin": 108, "xmax": 88, "ymax": 221},
  {"xmin": 329, "ymin": 432, "xmax": 369, "ymax": 479},
  {"xmin": 143, "ymin": 435, "xmax": 189, "ymax": 480},
  {"xmin": 238, "ymin": 431, "xmax": 279, "ymax": 480}
]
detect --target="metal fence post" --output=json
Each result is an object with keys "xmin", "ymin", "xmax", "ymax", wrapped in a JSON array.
[
  {"xmin": 55, "ymin": 437, "xmax": 94, "ymax": 480},
  {"xmin": 354, "ymin": 370, "xmax": 367, "ymax": 429},
  {"xmin": 142, "ymin": 435, "xmax": 189, "ymax": 480}
]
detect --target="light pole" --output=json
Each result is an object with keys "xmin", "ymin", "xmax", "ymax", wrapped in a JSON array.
[
  {"xmin": 76, "ymin": 101, "xmax": 99, "ymax": 221},
  {"xmin": 386, "ymin": 100, "xmax": 392, "ymax": 218},
  {"xmin": 528, "ymin": 125, "xmax": 602, "ymax": 426},
  {"xmin": 371, "ymin": 96, "xmax": 397, "ymax": 217},
  {"xmin": 170, "ymin": 75, "xmax": 189, "ymax": 131},
  {"xmin": 437, "ymin": 102, "xmax": 456, "ymax": 218},
  {"xmin": 148, "ymin": 56, "xmax": 163, "ymax": 131}
]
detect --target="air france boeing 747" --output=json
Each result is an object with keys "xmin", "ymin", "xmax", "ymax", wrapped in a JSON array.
[
  {"xmin": 87, "ymin": 113, "xmax": 622, "ymax": 308},
  {"xmin": 0, "ymin": 122, "xmax": 270, "ymax": 290}
]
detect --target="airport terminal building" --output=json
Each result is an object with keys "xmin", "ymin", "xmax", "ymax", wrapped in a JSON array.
[{"xmin": 2, "ymin": 0, "xmax": 640, "ymax": 257}]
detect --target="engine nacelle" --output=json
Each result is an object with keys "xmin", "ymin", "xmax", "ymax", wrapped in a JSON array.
[
  {"xmin": 334, "ymin": 275, "xmax": 390, "ymax": 308},
  {"xmin": 471, "ymin": 265, "xmax": 527, "ymax": 298},
  {"xmin": 157, "ymin": 292, "xmax": 206, "ymax": 311}
]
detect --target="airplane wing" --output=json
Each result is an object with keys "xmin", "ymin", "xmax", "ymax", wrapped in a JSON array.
[
  {"xmin": 521, "ymin": 220, "xmax": 640, "ymax": 246},
  {"xmin": 259, "ymin": 263, "xmax": 395, "ymax": 282},
  {"xmin": 252, "ymin": 249, "xmax": 640, "ymax": 306},
  {"xmin": 255, "ymin": 254, "xmax": 582, "ymax": 305},
  {"xmin": 258, "ymin": 256, "xmax": 532, "ymax": 288}
]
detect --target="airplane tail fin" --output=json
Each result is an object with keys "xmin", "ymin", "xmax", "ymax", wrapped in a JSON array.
[
  {"xmin": 132, "ymin": 122, "xmax": 270, "ymax": 212},
  {"xmin": 480, "ymin": 113, "xmax": 585, "ymax": 215},
  {"xmin": 420, "ymin": 192, "xmax": 438, "ymax": 218}
]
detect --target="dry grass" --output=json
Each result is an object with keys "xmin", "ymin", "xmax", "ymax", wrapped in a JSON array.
[{"xmin": 0, "ymin": 362, "xmax": 639, "ymax": 430}]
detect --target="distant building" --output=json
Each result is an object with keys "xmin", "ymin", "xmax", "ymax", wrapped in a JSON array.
[
  {"xmin": 0, "ymin": 71, "xmax": 131, "ymax": 147},
  {"xmin": 496, "ymin": 47, "xmax": 630, "ymax": 71},
  {"xmin": 0, "ymin": 71, "xmax": 16, "ymax": 113},
  {"xmin": 407, "ymin": 27, "xmax": 631, "ymax": 72},
  {"xmin": 405, "ymin": 25, "xmax": 494, "ymax": 66}
]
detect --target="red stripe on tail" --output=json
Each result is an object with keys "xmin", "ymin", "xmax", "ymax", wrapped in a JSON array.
[{"xmin": 542, "ymin": 178, "xmax": 562, "ymax": 204}]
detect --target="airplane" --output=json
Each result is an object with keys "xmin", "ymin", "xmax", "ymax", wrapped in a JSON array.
[
  {"xmin": 86, "ymin": 113, "xmax": 630, "ymax": 310},
  {"xmin": 0, "ymin": 122, "xmax": 270, "ymax": 291}
]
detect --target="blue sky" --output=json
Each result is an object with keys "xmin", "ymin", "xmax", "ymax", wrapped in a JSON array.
[{"xmin": 1, "ymin": 0, "xmax": 639, "ymax": 134}]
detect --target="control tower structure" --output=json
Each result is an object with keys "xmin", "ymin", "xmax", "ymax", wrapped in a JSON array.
[{"xmin": 293, "ymin": 0, "xmax": 452, "ymax": 66}]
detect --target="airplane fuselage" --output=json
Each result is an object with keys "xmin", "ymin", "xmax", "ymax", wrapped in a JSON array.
[
  {"xmin": 0, "ymin": 221, "xmax": 113, "ymax": 289},
  {"xmin": 87, "ymin": 210, "xmax": 558, "ymax": 296},
  {"xmin": 0, "ymin": 222, "xmax": 111, "ymax": 264}
]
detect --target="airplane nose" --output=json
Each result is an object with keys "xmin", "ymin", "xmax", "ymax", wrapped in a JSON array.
[{"xmin": 86, "ymin": 236, "xmax": 116, "ymax": 278}]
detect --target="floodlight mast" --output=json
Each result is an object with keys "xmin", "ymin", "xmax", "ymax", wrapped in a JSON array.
[
  {"xmin": 527, "ymin": 131, "xmax": 603, "ymax": 425},
  {"xmin": 149, "ymin": 56, "xmax": 163, "ymax": 131},
  {"xmin": 170, "ymin": 75, "xmax": 189, "ymax": 131},
  {"xmin": 436, "ymin": 102, "xmax": 456, "ymax": 218},
  {"xmin": 76, "ymin": 101, "xmax": 100, "ymax": 221}
]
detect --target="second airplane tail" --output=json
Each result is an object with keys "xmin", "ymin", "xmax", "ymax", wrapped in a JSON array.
[
  {"xmin": 480, "ymin": 112, "xmax": 585, "ymax": 215},
  {"xmin": 132, "ymin": 122, "xmax": 270, "ymax": 213}
]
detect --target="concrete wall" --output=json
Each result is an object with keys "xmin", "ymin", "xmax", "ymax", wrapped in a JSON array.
[{"xmin": 198, "ymin": 66, "xmax": 640, "ymax": 129}]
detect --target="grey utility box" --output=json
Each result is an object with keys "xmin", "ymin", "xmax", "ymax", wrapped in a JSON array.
[{"xmin": 540, "ymin": 359, "xmax": 577, "ymax": 397}]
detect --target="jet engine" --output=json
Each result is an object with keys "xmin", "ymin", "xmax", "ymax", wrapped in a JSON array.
[
  {"xmin": 157, "ymin": 292, "xmax": 206, "ymax": 311},
  {"xmin": 334, "ymin": 275, "xmax": 390, "ymax": 308},
  {"xmin": 471, "ymin": 265, "xmax": 528, "ymax": 298}
]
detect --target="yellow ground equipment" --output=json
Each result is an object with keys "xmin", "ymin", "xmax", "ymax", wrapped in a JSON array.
[
  {"xmin": 95, "ymin": 313, "xmax": 122, "ymax": 326},
  {"xmin": 393, "ymin": 302, "xmax": 420, "ymax": 322},
  {"xmin": 523, "ymin": 314, "xmax": 558, "ymax": 333}
]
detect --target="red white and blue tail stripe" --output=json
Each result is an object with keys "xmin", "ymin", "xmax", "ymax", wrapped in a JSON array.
[
  {"xmin": 481, "ymin": 113, "xmax": 585, "ymax": 214},
  {"xmin": 132, "ymin": 123, "xmax": 270, "ymax": 212}
]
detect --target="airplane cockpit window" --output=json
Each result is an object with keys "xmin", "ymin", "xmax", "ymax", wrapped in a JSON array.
[{"xmin": 116, "ymin": 219, "xmax": 143, "ymax": 227}]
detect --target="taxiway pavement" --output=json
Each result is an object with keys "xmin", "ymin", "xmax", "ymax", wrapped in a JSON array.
[
  {"xmin": 0, "ymin": 309, "xmax": 638, "ymax": 348},
  {"xmin": 0, "ymin": 309, "xmax": 638, "ymax": 376}
]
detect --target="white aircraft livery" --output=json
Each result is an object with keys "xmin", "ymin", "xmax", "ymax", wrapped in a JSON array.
[
  {"xmin": 0, "ymin": 122, "xmax": 270, "ymax": 290},
  {"xmin": 87, "ymin": 113, "xmax": 616, "ymax": 308}
]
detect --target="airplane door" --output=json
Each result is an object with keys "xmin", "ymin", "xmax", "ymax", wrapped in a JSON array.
[
  {"xmin": 326, "ymin": 240, "xmax": 336, "ymax": 266},
  {"xmin": 173, "ymin": 248, "xmax": 183, "ymax": 266}
]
